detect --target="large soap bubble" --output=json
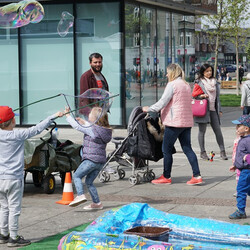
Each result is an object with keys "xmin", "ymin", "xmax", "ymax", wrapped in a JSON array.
[
  {"xmin": 62, "ymin": 88, "xmax": 114, "ymax": 127},
  {"xmin": 0, "ymin": 0, "xmax": 44, "ymax": 29},
  {"xmin": 57, "ymin": 11, "xmax": 74, "ymax": 37}
]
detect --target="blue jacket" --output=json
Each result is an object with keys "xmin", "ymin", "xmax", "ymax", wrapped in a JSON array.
[{"xmin": 234, "ymin": 134, "xmax": 250, "ymax": 170}]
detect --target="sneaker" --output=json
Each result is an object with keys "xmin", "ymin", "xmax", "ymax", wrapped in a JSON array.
[
  {"xmin": 229, "ymin": 210, "xmax": 247, "ymax": 219},
  {"xmin": 0, "ymin": 234, "xmax": 9, "ymax": 244},
  {"xmin": 186, "ymin": 176, "xmax": 203, "ymax": 185},
  {"xmin": 83, "ymin": 202, "xmax": 103, "ymax": 211},
  {"xmin": 69, "ymin": 194, "xmax": 87, "ymax": 207},
  {"xmin": 220, "ymin": 150, "xmax": 228, "ymax": 160},
  {"xmin": 151, "ymin": 175, "xmax": 172, "ymax": 184},
  {"xmin": 200, "ymin": 151, "xmax": 209, "ymax": 160},
  {"xmin": 7, "ymin": 235, "xmax": 31, "ymax": 247}
]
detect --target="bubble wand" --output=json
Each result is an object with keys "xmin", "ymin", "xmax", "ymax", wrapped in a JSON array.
[{"xmin": 13, "ymin": 93, "xmax": 119, "ymax": 116}]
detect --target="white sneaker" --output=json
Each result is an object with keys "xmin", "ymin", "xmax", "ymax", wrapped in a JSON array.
[
  {"xmin": 83, "ymin": 202, "xmax": 103, "ymax": 211},
  {"xmin": 69, "ymin": 194, "xmax": 87, "ymax": 207}
]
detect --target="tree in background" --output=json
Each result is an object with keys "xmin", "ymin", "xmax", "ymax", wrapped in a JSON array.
[
  {"xmin": 225, "ymin": 0, "xmax": 249, "ymax": 95},
  {"xmin": 201, "ymin": 0, "xmax": 228, "ymax": 78}
]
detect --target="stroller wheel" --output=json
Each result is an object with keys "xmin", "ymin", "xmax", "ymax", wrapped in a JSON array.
[
  {"xmin": 118, "ymin": 169, "xmax": 126, "ymax": 179},
  {"xmin": 149, "ymin": 171, "xmax": 155, "ymax": 181},
  {"xmin": 129, "ymin": 175, "xmax": 139, "ymax": 185},
  {"xmin": 99, "ymin": 171, "xmax": 110, "ymax": 183},
  {"xmin": 143, "ymin": 171, "xmax": 155, "ymax": 182},
  {"xmin": 113, "ymin": 170, "xmax": 120, "ymax": 180},
  {"xmin": 113, "ymin": 169, "xmax": 126, "ymax": 180},
  {"xmin": 143, "ymin": 172, "xmax": 151, "ymax": 182}
]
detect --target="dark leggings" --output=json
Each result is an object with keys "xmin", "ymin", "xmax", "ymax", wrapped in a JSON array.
[{"xmin": 198, "ymin": 111, "xmax": 225, "ymax": 152}]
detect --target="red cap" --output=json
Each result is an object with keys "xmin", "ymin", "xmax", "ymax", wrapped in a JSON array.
[{"xmin": 0, "ymin": 106, "xmax": 15, "ymax": 124}]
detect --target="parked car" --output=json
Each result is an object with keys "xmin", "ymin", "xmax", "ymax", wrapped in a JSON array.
[
  {"xmin": 243, "ymin": 65, "xmax": 248, "ymax": 72},
  {"xmin": 223, "ymin": 65, "xmax": 236, "ymax": 73}
]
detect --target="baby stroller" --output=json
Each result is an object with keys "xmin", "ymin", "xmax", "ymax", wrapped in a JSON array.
[
  {"xmin": 24, "ymin": 122, "xmax": 82, "ymax": 194},
  {"xmin": 98, "ymin": 106, "xmax": 165, "ymax": 185}
]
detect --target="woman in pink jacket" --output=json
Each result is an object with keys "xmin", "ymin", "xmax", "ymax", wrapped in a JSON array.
[{"xmin": 143, "ymin": 63, "xmax": 202, "ymax": 185}]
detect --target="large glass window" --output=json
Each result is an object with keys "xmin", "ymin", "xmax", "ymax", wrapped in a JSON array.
[
  {"xmin": 20, "ymin": 4, "xmax": 74, "ymax": 124},
  {"xmin": 124, "ymin": 3, "xmax": 140, "ymax": 122},
  {"xmin": 140, "ymin": 7, "xmax": 156, "ymax": 107},
  {"xmin": 0, "ymin": 29, "xmax": 19, "ymax": 124},
  {"xmin": 157, "ymin": 10, "xmax": 170, "ymax": 99},
  {"xmin": 184, "ymin": 16, "xmax": 196, "ymax": 82},
  {"xmin": 76, "ymin": 2, "xmax": 121, "ymax": 125},
  {"xmin": 173, "ymin": 13, "xmax": 184, "ymax": 69}
]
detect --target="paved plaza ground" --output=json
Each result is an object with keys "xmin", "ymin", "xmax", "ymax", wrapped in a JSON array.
[{"xmin": 1, "ymin": 105, "xmax": 250, "ymax": 249}]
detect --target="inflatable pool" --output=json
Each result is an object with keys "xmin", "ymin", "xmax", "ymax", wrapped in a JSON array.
[{"xmin": 58, "ymin": 203, "xmax": 250, "ymax": 249}]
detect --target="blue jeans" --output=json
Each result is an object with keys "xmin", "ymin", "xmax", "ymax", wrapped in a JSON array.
[
  {"xmin": 162, "ymin": 127, "xmax": 201, "ymax": 178},
  {"xmin": 73, "ymin": 160, "xmax": 104, "ymax": 203},
  {"xmin": 237, "ymin": 169, "xmax": 250, "ymax": 213}
]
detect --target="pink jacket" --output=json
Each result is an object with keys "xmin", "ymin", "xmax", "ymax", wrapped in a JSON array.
[{"xmin": 161, "ymin": 78, "xmax": 194, "ymax": 127}]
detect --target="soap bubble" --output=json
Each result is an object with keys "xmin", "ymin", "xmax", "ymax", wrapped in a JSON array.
[
  {"xmin": 62, "ymin": 88, "xmax": 113, "ymax": 127},
  {"xmin": 0, "ymin": 0, "xmax": 44, "ymax": 29},
  {"xmin": 57, "ymin": 11, "xmax": 74, "ymax": 37}
]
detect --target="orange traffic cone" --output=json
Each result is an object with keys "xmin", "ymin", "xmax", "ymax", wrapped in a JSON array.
[{"xmin": 56, "ymin": 172, "xmax": 74, "ymax": 205}]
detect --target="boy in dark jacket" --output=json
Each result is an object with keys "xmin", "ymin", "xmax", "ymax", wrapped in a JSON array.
[{"xmin": 229, "ymin": 115, "xmax": 250, "ymax": 219}]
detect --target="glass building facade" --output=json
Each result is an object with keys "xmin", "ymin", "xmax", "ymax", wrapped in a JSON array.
[{"xmin": 0, "ymin": 0, "xmax": 216, "ymax": 127}]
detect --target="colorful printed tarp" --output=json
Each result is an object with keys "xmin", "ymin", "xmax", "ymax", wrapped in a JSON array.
[{"xmin": 58, "ymin": 203, "xmax": 250, "ymax": 249}]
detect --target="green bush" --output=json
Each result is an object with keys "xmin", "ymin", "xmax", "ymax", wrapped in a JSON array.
[{"xmin": 220, "ymin": 94, "xmax": 241, "ymax": 107}]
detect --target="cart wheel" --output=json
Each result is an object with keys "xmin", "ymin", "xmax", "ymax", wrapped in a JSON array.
[
  {"xmin": 118, "ymin": 169, "xmax": 125, "ymax": 179},
  {"xmin": 129, "ymin": 175, "xmax": 138, "ymax": 185},
  {"xmin": 99, "ymin": 171, "xmax": 110, "ymax": 183},
  {"xmin": 43, "ymin": 174, "xmax": 55, "ymax": 194},
  {"xmin": 32, "ymin": 171, "xmax": 44, "ymax": 187}
]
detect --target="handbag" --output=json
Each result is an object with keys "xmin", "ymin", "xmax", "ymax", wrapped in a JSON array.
[{"xmin": 191, "ymin": 99, "xmax": 208, "ymax": 117}]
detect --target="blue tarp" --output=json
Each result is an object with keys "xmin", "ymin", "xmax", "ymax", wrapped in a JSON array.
[{"xmin": 59, "ymin": 203, "xmax": 250, "ymax": 249}]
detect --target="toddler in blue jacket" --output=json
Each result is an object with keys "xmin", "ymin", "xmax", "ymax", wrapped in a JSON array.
[{"xmin": 229, "ymin": 115, "xmax": 250, "ymax": 219}]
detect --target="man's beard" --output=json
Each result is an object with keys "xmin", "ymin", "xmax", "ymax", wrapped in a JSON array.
[{"xmin": 91, "ymin": 65, "xmax": 102, "ymax": 73}]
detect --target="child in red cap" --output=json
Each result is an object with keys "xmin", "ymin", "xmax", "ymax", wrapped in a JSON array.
[{"xmin": 0, "ymin": 106, "xmax": 63, "ymax": 247}]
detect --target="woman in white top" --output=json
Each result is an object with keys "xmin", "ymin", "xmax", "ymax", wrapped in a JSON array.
[{"xmin": 241, "ymin": 73, "xmax": 250, "ymax": 115}]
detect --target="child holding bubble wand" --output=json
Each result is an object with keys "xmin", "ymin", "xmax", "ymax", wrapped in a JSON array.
[
  {"xmin": 0, "ymin": 106, "xmax": 63, "ymax": 247},
  {"xmin": 65, "ymin": 106, "xmax": 112, "ymax": 210}
]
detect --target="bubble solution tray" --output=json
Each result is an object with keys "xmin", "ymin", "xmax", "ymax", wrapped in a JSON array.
[{"xmin": 124, "ymin": 226, "xmax": 172, "ymax": 242}]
